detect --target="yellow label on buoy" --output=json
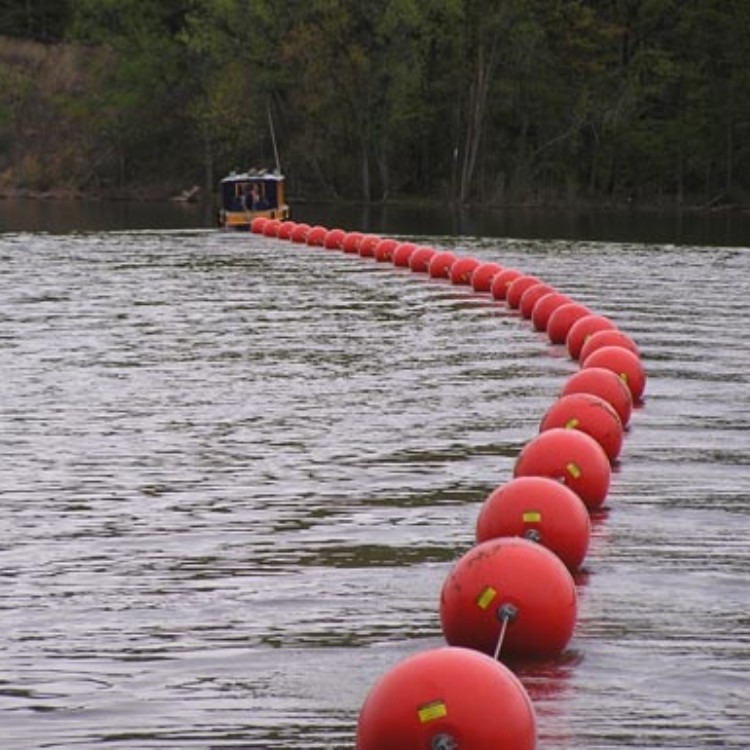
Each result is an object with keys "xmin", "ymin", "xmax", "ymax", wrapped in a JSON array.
[
  {"xmin": 566, "ymin": 462, "xmax": 582, "ymax": 479},
  {"xmin": 522, "ymin": 511, "xmax": 542, "ymax": 523},
  {"xmin": 476, "ymin": 586, "xmax": 497, "ymax": 610},
  {"xmin": 564, "ymin": 417, "xmax": 580, "ymax": 429},
  {"xmin": 418, "ymin": 699, "xmax": 447, "ymax": 723}
]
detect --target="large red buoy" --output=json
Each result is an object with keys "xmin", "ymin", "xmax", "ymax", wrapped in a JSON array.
[
  {"xmin": 476, "ymin": 477, "xmax": 591, "ymax": 571},
  {"xmin": 392, "ymin": 242, "xmax": 418, "ymax": 267},
  {"xmin": 277, "ymin": 221, "xmax": 297, "ymax": 240},
  {"xmin": 546, "ymin": 302, "xmax": 591, "ymax": 345},
  {"xmin": 519, "ymin": 283, "xmax": 554, "ymax": 319},
  {"xmin": 263, "ymin": 218, "xmax": 282, "ymax": 237},
  {"xmin": 250, "ymin": 216, "xmax": 268, "ymax": 234},
  {"xmin": 539, "ymin": 393, "xmax": 624, "ymax": 464},
  {"xmin": 356, "ymin": 647, "xmax": 536, "ymax": 750},
  {"xmin": 342, "ymin": 231, "xmax": 364, "ymax": 253},
  {"xmin": 582, "ymin": 345, "xmax": 646, "ymax": 404},
  {"xmin": 409, "ymin": 245, "xmax": 437, "ymax": 272},
  {"xmin": 429, "ymin": 251, "xmax": 458, "ymax": 278},
  {"xmin": 513, "ymin": 428, "xmax": 611, "ymax": 510},
  {"xmin": 450, "ymin": 257, "xmax": 482, "ymax": 285},
  {"xmin": 374, "ymin": 238, "xmax": 399, "ymax": 262},
  {"xmin": 440, "ymin": 537, "xmax": 577, "ymax": 659},
  {"xmin": 490, "ymin": 269, "xmax": 523, "ymax": 300},
  {"xmin": 579, "ymin": 328, "xmax": 641, "ymax": 362},
  {"xmin": 561, "ymin": 367, "xmax": 633, "ymax": 428},
  {"xmin": 306, "ymin": 225, "xmax": 328, "ymax": 246},
  {"xmin": 531, "ymin": 291, "xmax": 572, "ymax": 332},
  {"xmin": 506, "ymin": 275, "xmax": 541, "ymax": 310},
  {"xmin": 324, "ymin": 228, "xmax": 346, "ymax": 249},
  {"xmin": 359, "ymin": 234, "xmax": 382, "ymax": 257},
  {"xmin": 290, "ymin": 223, "xmax": 311, "ymax": 243},
  {"xmin": 565, "ymin": 314, "xmax": 617, "ymax": 360},
  {"xmin": 471, "ymin": 262, "xmax": 503, "ymax": 292}
]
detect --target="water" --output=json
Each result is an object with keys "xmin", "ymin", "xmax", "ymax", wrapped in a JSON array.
[
  {"xmin": 0, "ymin": 226, "xmax": 748, "ymax": 749},
  {"xmin": 2, "ymin": 197, "xmax": 750, "ymax": 247}
]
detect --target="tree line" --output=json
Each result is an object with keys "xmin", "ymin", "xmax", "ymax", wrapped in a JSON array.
[{"xmin": 1, "ymin": 0, "xmax": 748, "ymax": 208}]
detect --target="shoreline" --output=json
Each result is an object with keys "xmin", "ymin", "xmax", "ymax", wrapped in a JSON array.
[{"xmin": 1, "ymin": 186, "xmax": 748, "ymax": 217}]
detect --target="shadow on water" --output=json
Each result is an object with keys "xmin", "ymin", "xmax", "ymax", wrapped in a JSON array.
[
  {"xmin": 1, "ymin": 197, "xmax": 749, "ymax": 246},
  {"xmin": 291, "ymin": 202, "xmax": 750, "ymax": 247}
]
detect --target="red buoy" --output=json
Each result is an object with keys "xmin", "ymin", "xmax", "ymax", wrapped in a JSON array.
[
  {"xmin": 374, "ymin": 238, "xmax": 399, "ymax": 262},
  {"xmin": 579, "ymin": 329, "xmax": 641, "ymax": 362},
  {"xmin": 513, "ymin": 428, "xmax": 611, "ymax": 510},
  {"xmin": 476, "ymin": 476, "xmax": 591, "ymax": 571},
  {"xmin": 531, "ymin": 291, "xmax": 572, "ymax": 332},
  {"xmin": 324, "ymin": 228, "xmax": 346, "ymax": 249},
  {"xmin": 440, "ymin": 537, "xmax": 577, "ymax": 659},
  {"xmin": 582, "ymin": 345, "xmax": 646, "ymax": 404},
  {"xmin": 263, "ymin": 218, "xmax": 282, "ymax": 237},
  {"xmin": 546, "ymin": 302, "xmax": 591, "ymax": 344},
  {"xmin": 359, "ymin": 234, "xmax": 382, "ymax": 257},
  {"xmin": 561, "ymin": 367, "xmax": 633, "ymax": 428},
  {"xmin": 506, "ymin": 275, "xmax": 541, "ymax": 310},
  {"xmin": 290, "ymin": 223, "xmax": 311, "ymax": 243},
  {"xmin": 450, "ymin": 257, "xmax": 482, "ymax": 285},
  {"xmin": 490, "ymin": 269, "xmax": 523, "ymax": 300},
  {"xmin": 342, "ymin": 231, "xmax": 365, "ymax": 253},
  {"xmin": 565, "ymin": 314, "xmax": 617, "ymax": 360},
  {"xmin": 409, "ymin": 245, "xmax": 437, "ymax": 272},
  {"xmin": 356, "ymin": 647, "xmax": 536, "ymax": 750},
  {"xmin": 471, "ymin": 262, "xmax": 503, "ymax": 292},
  {"xmin": 539, "ymin": 393, "xmax": 624, "ymax": 463},
  {"xmin": 250, "ymin": 216, "xmax": 268, "ymax": 234},
  {"xmin": 429, "ymin": 251, "xmax": 458, "ymax": 278},
  {"xmin": 519, "ymin": 283, "xmax": 554, "ymax": 319},
  {"xmin": 392, "ymin": 242, "xmax": 418, "ymax": 267},
  {"xmin": 306, "ymin": 225, "xmax": 328, "ymax": 246},
  {"xmin": 277, "ymin": 221, "xmax": 297, "ymax": 240}
]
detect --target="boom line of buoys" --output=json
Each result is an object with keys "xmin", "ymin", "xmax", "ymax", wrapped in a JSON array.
[{"xmin": 248, "ymin": 216, "xmax": 647, "ymax": 749}]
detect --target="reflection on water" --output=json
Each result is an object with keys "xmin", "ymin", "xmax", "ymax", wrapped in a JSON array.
[
  {"xmin": 0, "ymin": 227, "xmax": 748, "ymax": 748},
  {"xmin": 1, "ymin": 196, "xmax": 750, "ymax": 246}
]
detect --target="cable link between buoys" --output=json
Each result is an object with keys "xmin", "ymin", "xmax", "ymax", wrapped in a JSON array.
[{"xmin": 493, "ymin": 603, "xmax": 519, "ymax": 661}]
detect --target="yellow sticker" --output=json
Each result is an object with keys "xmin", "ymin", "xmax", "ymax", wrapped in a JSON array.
[
  {"xmin": 619, "ymin": 371, "xmax": 629, "ymax": 383},
  {"xmin": 418, "ymin": 700, "xmax": 447, "ymax": 723},
  {"xmin": 476, "ymin": 586, "xmax": 497, "ymax": 610},
  {"xmin": 564, "ymin": 417, "xmax": 580, "ymax": 429},
  {"xmin": 566, "ymin": 462, "xmax": 582, "ymax": 479},
  {"xmin": 522, "ymin": 511, "xmax": 542, "ymax": 523}
]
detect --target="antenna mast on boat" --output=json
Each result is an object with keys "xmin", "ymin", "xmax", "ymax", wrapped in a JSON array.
[{"xmin": 267, "ymin": 102, "xmax": 282, "ymax": 175}]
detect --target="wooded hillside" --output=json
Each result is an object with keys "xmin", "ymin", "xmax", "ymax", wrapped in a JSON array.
[{"xmin": 1, "ymin": 0, "xmax": 748, "ymax": 208}]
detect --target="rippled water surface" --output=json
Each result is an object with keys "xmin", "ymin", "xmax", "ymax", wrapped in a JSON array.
[{"xmin": 1, "ymin": 229, "xmax": 749, "ymax": 749}]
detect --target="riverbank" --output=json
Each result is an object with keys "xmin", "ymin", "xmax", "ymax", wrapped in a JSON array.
[
  {"xmin": 2, "ymin": 184, "xmax": 748, "ymax": 218},
  {"xmin": 0, "ymin": 184, "xmax": 200, "ymax": 203}
]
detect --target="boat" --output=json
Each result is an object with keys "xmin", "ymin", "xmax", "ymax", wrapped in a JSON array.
[{"xmin": 218, "ymin": 169, "xmax": 290, "ymax": 230}]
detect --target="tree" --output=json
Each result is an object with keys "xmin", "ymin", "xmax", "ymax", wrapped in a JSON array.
[
  {"xmin": 0, "ymin": 0, "xmax": 71, "ymax": 41},
  {"xmin": 66, "ymin": 0, "xmax": 200, "ymax": 188}
]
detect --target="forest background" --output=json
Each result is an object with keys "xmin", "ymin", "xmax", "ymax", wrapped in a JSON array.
[{"xmin": 1, "ymin": 0, "xmax": 748, "ymax": 210}]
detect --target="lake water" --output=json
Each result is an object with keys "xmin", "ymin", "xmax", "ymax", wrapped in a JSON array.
[{"xmin": 1, "ymin": 209, "xmax": 749, "ymax": 749}]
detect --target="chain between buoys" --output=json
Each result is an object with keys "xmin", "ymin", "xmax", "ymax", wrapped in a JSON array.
[{"xmin": 493, "ymin": 603, "xmax": 518, "ymax": 660}]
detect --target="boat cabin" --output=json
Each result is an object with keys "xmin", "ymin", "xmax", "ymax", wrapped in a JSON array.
[{"xmin": 218, "ymin": 170, "xmax": 290, "ymax": 229}]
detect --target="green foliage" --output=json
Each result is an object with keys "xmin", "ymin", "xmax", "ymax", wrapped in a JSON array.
[
  {"xmin": 0, "ymin": 0, "xmax": 71, "ymax": 41},
  {"xmin": 3, "ymin": 0, "xmax": 748, "ymax": 205}
]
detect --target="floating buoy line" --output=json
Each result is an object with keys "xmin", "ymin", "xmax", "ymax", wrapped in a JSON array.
[{"xmin": 249, "ymin": 217, "xmax": 647, "ymax": 749}]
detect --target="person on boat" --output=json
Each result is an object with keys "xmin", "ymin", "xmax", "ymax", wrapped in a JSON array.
[{"xmin": 247, "ymin": 183, "xmax": 261, "ymax": 210}]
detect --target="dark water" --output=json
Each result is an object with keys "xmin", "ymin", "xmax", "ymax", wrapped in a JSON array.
[
  {"xmin": 1, "ymin": 197, "xmax": 750, "ymax": 247},
  {"xmin": 0, "ymin": 219, "xmax": 749, "ymax": 749}
]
